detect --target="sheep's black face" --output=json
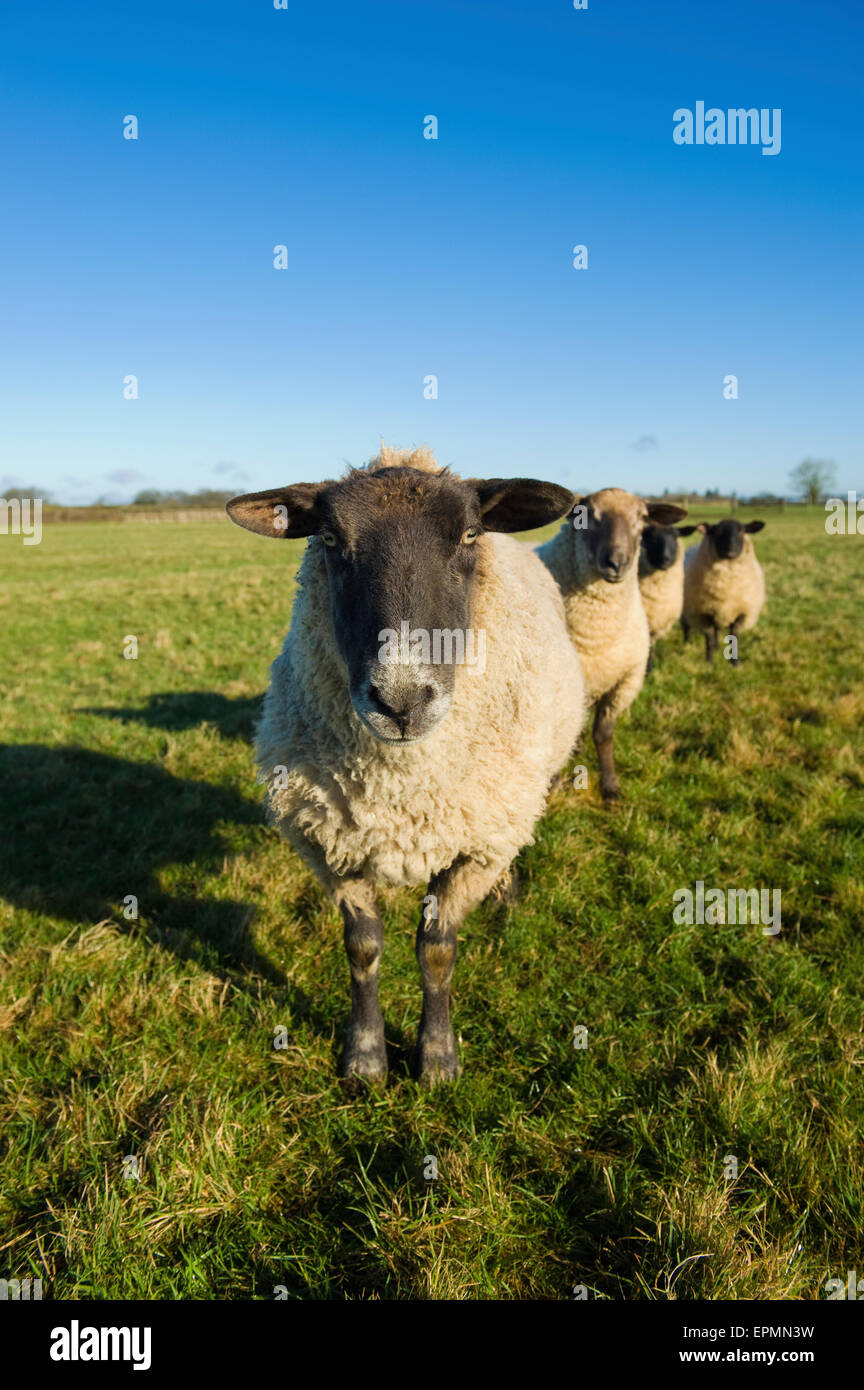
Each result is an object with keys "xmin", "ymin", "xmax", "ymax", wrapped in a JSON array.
[
  {"xmin": 226, "ymin": 463, "xmax": 575, "ymax": 745},
  {"xmin": 709, "ymin": 519, "xmax": 746, "ymax": 560},
  {"xmin": 319, "ymin": 470, "xmax": 482, "ymax": 743},
  {"xmin": 641, "ymin": 524, "xmax": 679, "ymax": 573},
  {"xmin": 575, "ymin": 493, "xmax": 644, "ymax": 583},
  {"xmin": 700, "ymin": 517, "xmax": 765, "ymax": 561},
  {"xmin": 574, "ymin": 491, "xmax": 687, "ymax": 584}
]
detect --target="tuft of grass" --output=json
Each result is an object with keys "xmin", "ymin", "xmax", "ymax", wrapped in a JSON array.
[{"xmin": 0, "ymin": 507, "xmax": 861, "ymax": 1299}]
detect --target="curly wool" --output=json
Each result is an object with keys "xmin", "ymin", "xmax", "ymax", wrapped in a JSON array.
[
  {"xmin": 371, "ymin": 443, "xmax": 441, "ymax": 474},
  {"xmin": 255, "ymin": 453, "xmax": 586, "ymax": 892},
  {"xmin": 683, "ymin": 535, "xmax": 765, "ymax": 632},
  {"xmin": 638, "ymin": 545, "xmax": 685, "ymax": 640}
]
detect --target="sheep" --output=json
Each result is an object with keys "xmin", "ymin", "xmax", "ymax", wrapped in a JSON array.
[
  {"xmin": 682, "ymin": 518, "xmax": 766, "ymax": 663},
  {"xmin": 537, "ymin": 489, "xmax": 686, "ymax": 801},
  {"xmin": 638, "ymin": 522, "xmax": 697, "ymax": 665},
  {"xmin": 226, "ymin": 446, "xmax": 585, "ymax": 1086}
]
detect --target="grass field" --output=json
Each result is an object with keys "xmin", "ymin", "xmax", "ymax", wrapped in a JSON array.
[{"xmin": 1, "ymin": 505, "xmax": 862, "ymax": 1300}]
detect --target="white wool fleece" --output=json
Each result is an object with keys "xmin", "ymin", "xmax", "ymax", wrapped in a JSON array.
[
  {"xmin": 683, "ymin": 534, "xmax": 765, "ymax": 632},
  {"xmin": 537, "ymin": 524, "xmax": 649, "ymax": 716},
  {"xmin": 256, "ymin": 527, "xmax": 586, "ymax": 892},
  {"xmin": 639, "ymin": 545, "xmax": 685, "ymax": 640}
]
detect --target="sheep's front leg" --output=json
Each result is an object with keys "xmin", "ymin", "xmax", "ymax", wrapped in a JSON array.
[
  {"xmin": 704, "ymin": 621, "xmax": 718, "ymax": 664},
  {"xmin": 728, "ymin": 615, "xmax": 745, "ymax": 666},
  {"xmin": 335, "ymin": 880, "xmax": 387, "ymax": 1085},
  {"xmin": 415, "ymin": 856, "xmax": 509, "ymax": 1085},
  {"xmin": 593, "ymin": 694, "xmax": 620, "ymax": 802},
  {"xmin": 681, "ymin": 615, "xmax": 691, "ymax": 644}
]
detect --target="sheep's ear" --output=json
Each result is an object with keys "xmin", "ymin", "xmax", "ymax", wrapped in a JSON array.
[
  {"xmin": 226, "ymin": 483, "xmax": 324, "ymax": 538},
  {"xmin": 676, "ymin": 524, "xmax": 698, "ymax": 536},
  {"xmin": 647, "ymin": 502, "xmax": 688, "ymax": 525},
  {"xmin": 473, "ymin": 478, "xmax": 575, "ymax": 533},
  {"xmin": 696, "ymin": 522, "xmax": 710, "ymax": 534},
  {"xmin": 744, "ymin": 520, "xmax": 765, "ymax": 533}
]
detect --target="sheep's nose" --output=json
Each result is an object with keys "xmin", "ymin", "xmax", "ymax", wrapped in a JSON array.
[
  {"xmin": 599, "ymin": 548, "xmax": 627, "ymax": 578},
  {"xmin": 368, "ymin": 682, "xmax": 436, "ymax": 733}
]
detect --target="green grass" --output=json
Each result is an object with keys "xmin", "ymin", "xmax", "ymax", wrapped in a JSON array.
[{"xmin": 1, "ymin": 506, "xmax": 862, "ymax": 1300}]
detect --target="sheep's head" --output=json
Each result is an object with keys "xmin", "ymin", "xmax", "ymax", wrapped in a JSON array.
[
  {"xmin": 697, "ymin": 518, "xmax": 765, "ymax": 560},
  {"xmin": 571, "ymin": 489, "xmax": 687, "ymax": 583},
  {"xmin": 227, "ymin": 459, "xmax": 574, "ymax": 744},
  {"xmin": 640, "ymin": 521, "xmax": 697, "ymax": 574}
]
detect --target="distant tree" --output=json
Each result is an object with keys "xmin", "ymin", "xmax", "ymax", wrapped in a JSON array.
[
  {"xmin": 189, "ymin": 488, "xmax": 235, "ymax": 507},
  {"xmin": 746, "ymin": 492, "xmax": 781, "ymax": 506},
  {"xmin": 131, "ymin": 487, "xmax": 233, "ymax": 508},
  {"xmin": 789, "ymin": 458, "xmax": 836, "ymax": 505},
  {"xmin": 0, "ymin": 482, "xmax": 53, "ymax": 502}
]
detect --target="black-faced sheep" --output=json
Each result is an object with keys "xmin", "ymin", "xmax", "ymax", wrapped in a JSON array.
[
  {"xmin": 682, "ymin": 518, "xmax": 766, "ymax": 663},
  {"xmin": 537, "ymin": 488, "xmax": 686, "ymax": 801},
  {"xmin": 226, "ymin": 447, "xmax": 585, "ymax": 1085},
  {"xmin": 638, "ymin": 522, "xmax": 697, "ymax": 664}
]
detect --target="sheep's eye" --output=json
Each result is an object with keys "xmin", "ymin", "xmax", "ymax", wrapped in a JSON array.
[
  {"xmin": 461, "ymin": 528, "xmax": 480, "ymax": 545},
  {"xmin": 320, "ymin": 530, "xmax": 338, "ymax": 547}
]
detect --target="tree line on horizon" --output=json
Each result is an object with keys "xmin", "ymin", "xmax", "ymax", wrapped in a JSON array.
[{"xmin": 0, "ymin": 460, "xmax": 845, "ymax": 510}]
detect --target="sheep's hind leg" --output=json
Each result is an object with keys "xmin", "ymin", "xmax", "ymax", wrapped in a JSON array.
[
  {"xmin": 593, "ymin": 694, "xmax": 620, "ymax": 802},
  {"xmin": 415, "ymin": 856, "xmax": 509, "ymax": 1085},
  {"xmin": 681, "ymin": 616, "xmax": 691, "ymax": 644},
  {"xmin": 336, "ymin": 879, "xmax": 388, "ymax": 1086}
]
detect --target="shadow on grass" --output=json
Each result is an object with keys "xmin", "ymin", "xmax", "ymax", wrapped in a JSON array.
[
  {"xmin": 0, "ymin": 743, "xmax": 292, "ymax": 996},
  {"xmin": 81, "ymin": 690, "xmax": 263, "ymax": 742},
  {"xmin": 0, "ymin": 743, "xmax": 416, "ymax": 1057}
]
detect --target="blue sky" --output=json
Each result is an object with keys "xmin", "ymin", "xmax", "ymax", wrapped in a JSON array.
[{"xmin": 1, "ymin": 0, "xmax": 861, "ymax": 503}]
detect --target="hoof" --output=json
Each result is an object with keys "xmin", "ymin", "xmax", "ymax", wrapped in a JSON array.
[
  {"xmin": 601, "ymin": 784, "xmax": 621, "ymax": 804},
  {"xmin": 341, "ymin": 1061, "xmax": 388, "ymax": 1093},
  {"xmin": 341, "ymin": 1028, "xmax": 388, "ymax": 1087},
  {"xmin": 416, "ymin": 1034, "xmax": 461, "ymax": 1086},
  {"xmin": 341, "ymin": 1070, "xmax": 387, "ymax": 1097}
]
